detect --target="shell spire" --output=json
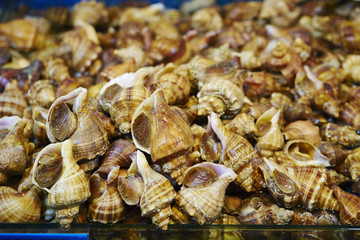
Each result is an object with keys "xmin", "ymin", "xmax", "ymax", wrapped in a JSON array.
[
  {"xmin": 136, "ymin": 150, "xmax": 176, "ymax": 230},
  {"xmin": 333, "ymin": 185, "xmax": 360, "ymax": 225},
  {"xmin": 175, "ymin": 162, "xmax": 236, "ymax": 224},
  {"xmin": 32, "ymin": 140, "xmax": 91, "ymax": 228}
]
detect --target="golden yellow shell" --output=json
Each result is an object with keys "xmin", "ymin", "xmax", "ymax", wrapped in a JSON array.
[
  {"xmin": 0, "ymin": 186, "xmax": 41, "ymax": 223},
  {"xmin": 0, "ymin": 81, "xmax": 28, "ymax": 118},
  {"xmin": 27, "ymin": 80, "xmax": 56, "ymax": 108}
]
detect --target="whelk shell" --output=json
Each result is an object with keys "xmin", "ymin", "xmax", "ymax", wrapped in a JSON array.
[
  {"xmin": 135, "ymin": 150, "xmax": 176, "ymax": 230},
  {"xmin": 332, "ymin": 185, "xmax": 360, "ymax": 225},
  {"xmin": 175, "ymin": 162, "xmax": 236, "ymax": 224},
  {"xmin": 32, "ymin": 140, "xmax": 91, "ymax": 228},
  {"xmin": 88, "ymin": 167, "xmax": 125, "ymax": 224},
  {"xmin": 0, "ymin": 186, "xmax": 41, "ymax": 223},
  {"xmin": 283, "ymin": 120, "xmax": 321, "ymax": 145},
  {"xmin": 0, "ymin": 81, "xmax": 28, "ymax": 118}
]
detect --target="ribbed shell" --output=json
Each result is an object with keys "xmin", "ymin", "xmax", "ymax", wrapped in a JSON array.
[
  {"xmin": 175, "ymin": 162, "xmax": 236, "ymax": 224},
  {"xmin": 136, "ymin": 151, "xmax": 176, "ymax": 230},
  {"xmin": 110, "ymin": 85, "xmax": 151, "ymax": 134},
  {"xmin": 344, "ymin": 147, "xmax": 360, "ymax": 181},
  {"xmin": 44, "ymin": 56, "xmax": 71, "ymax": 85},
  {"xmin": 320, "ymin": 122, "xmax": 360, "ymax": 148},
  {"xmin": 27, "ymin": 80, "xmax": 56, "ymax": 108},
  {"xmin": 197, "ymin": 79, "xmax": 244, "ymax": 116},
  {"xmin": 72, "ymin": 0, "xmax": 109, "ymax": 27},
  {"xmin": 0, "ymin": 81, "xmax": 28, "ymax": 118},
  {"xmin": 332, "ymin": 185, "xmax": 360, "ymax": 225},
  {"xmin": 47, "ymin": 87, "xmax": 109, "ymax": 162},
  {"xmin": 88, "ymin": 167, "xmax": 125, "ymax": 224},
  {"xmin": 343, "ymin": 55, "xmax": 360, "ymax": 84},
  {"xmin": 97, "ymin": 139, "xmax": 136, "ymax": 177},
  {"xmin": 283, "ymin": 120, "xmax": 321, "ymax": 145},
  {"xmin": 34, "ymin": 140, "xmax": 90, "ymax": 207},
  {"xmin": 0, "ymin": 186, "xmax": 41, "ymax": 223}
]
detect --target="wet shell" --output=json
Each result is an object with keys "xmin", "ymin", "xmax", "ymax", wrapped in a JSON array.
[
  {"xmin": 344, "ymin": 147, "xmax": 360, "ymax": 181},
  {"xmin": 320, "ymin": 122, "xmax": 360, "ymax": 148},
  {"xmin": 255, "ymin": 107, "xmax": 284, "ymax": 157},
  {"xmin": 261, "ymin": 159, "xmax": 339, "ymax": 211},
  {"xmin": 62, "ymin": 32, "xmax": 102, "ymax": 74},
  {"xmin": 217, "ymin": 21, "xmax": 257, "ymax": 49},
  {"xmin": 265, "ymin": 41, "xmax": 302, "ymax": 83},
  {"xmin": 32, "ymin": 140, "xmax": 91, "ymax": 228},
  {"xmin": 117, "ymin": 161, "xmax": 145, "ymax": 206},
  {"xmin": 316, "ymin": 141, "xmax": 351, "ymax": 166},
  {"xmin": 225, "ymin": 113, "xmax": 257, "ymax": 137},
  {"xmin": 191, "ymin": 7, "xmax": 223, "ymax": 33},
  {"xmin": 197, "ymin": 79, "xmax": 244, "ymax": 116},
  {"xmin": 0, "ymin": 119, "xmax": 32, "ymax": 184},
  {"xmin": 199, "ymin": 122, "xmax": 222, "ymax": 163},
  {"xmin": 340, "ymin": 101, "xmax": 360, "ymax": 130},
  {"xmin": 343, "ymin": 55, "xmax": 360, "ymax": 84},
  {"xmin": 110, "ymin": 85, "xmax": 151, "ymax": 134},
  {"xmin": 283, "ymin": 140, "xmax": 331, "ymax": 168},
  {"xmin": 175, "ymin": 162, "xmax": 236, "ymax": 225},
  {"xmin": 0, "ymin": 81, "xmax": 28, "ymax": 118},
  {"xmin": 259, "ymin": 0, "xmax": 301, "ymax": 28},
  {"xmin": 97, "ymin": 139, "xmax": 136, "ymax": 177},
  {"xmin": 47, "ymin": 87, "xmax": 109, "ymax": 162},
  {"xmin": 153, "ymin": 63, "xmax": 191, "ymax": 104},
  {"xmin": 136, "ymin": 150, "xmax": 176, "ymax": 230},
  {"xmin": 88, "ymin": 167, "xmax": 125, "ymax": 224},
  {"xmin": 0, "ymin": 186, "xmax": 41, "ymax": 223},
  {"xmin": 209, "ymin": 112, "xmax": 261, "ymax": 192},
  {"xmin": 32, "ymin": 106, "xmax": 49, "ymax": 146},
  {"xmin": 100, "ymin": 60, "xmax": 137, "ymax": 82},
  {"xmin": 332, "ymin": 185, "xmax": 360, "ymax": 225},
  {"xmin": 147, "ymin": 38, "xmax": 191, "ymax": 65},
  {"xmin": 44, "ymin": 56, "xmax": 71, "ymax": 85},
  {"xmin": 0, "ymin": 19, "xmax": 37, "ymax": 52},
  {"xmin": 27, "ymin": 80, "xmax": 56, "ymax": 108},
  {"xmin": 340, "ymin": 20, "xmax": 360, "ymax": 52},
  {"xmin": 283, "ymin": 120, "xmax": 321, "ymax": 146},
  {"xmin": 71, "ymin": 1, "xmax": 109, "ymax": 27},
  {"xmin": 237, "ymin": 196, "xmax": 294, "ymax": 225},
  {"xmin": 223, "ymin": 2, "xmax": 261, "ymax": 25},
  {"xmin": 170, "ymin": 205, "xmax": 191, "ymax": 224}
]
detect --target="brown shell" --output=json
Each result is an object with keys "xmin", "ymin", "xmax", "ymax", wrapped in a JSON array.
[
  {"xmin": 71, "ymin": 0, "xmax": 109, "ymax": 27},
  {"xmin": 117, "ymin": 165, "xmax": 145, "ymax": 206},
  {"xmin": 316, "ymin": 141, "xmax": 351, "ymax": 166},
  {"xmin": 153, "ymin": 63, "xmax": 191, "ymax": 104},
  {"xmin": 0, "ymin": 81, "xmax": 28, "ymax": 118},
  {"xmin": 136, "ymin": 151, "xmax": 176, "ymax": 230},
  {"xmin": 62, "ymin": 32, "xmax": 102, "ymax": 74},
  {"xmin": 333, "ymin": 185, "xmax": 360, "ymax": 225},
  {"xmin": 44, "ymin": 56, "xmax": 71, "ymax": 85},
  {"xmin": 197, "ymin": 79, "xmax": 244, "ymax": 116},
  {"xmin": 32, "ymin": 140, "xmax": 91, "ymax": 228},
  {"xmin": 0, "ymin": 186, "xmax": 41, "ymax": 223},
  {"xmin": 88, "ymin": 167, "xmax": 125, "ymax": 224},
  {"xmin": 27, "ymin": 80, "xmax": 56, "ymax": 108},
  {"xmin": 343, "ymin": 55, "xmax": 360, "ymax": 84},
  {"xmin": 223, "ymin": 2, "xmax": 261, "ymax": 25},
  {"xmin": 47, "ymin": 87, "xmax": 109, "ymax": 162},
  {"xmin": 97, "ymin": 139, "xmax": 136, "ymax": 177},
  {"xmin": 283, "ymin": 120, "xmax": 321, "ymax": 145},
  {"xmin": 340, "ymin": 101, "xmax": 360, "ymax": 130},
  {"xmin": 260, "ymin": 0, "xmax": 301, "ymax": 28},
  {"xmin": 191, "ymin": 7, "xmax": 223, "ymax": 33},
  {"xmin": 340, "ymin": 20, "xmax": 360, "ymax": 52},
  {"xmin": 0, "ymin": 119, "xmax": 31, "ymax": 184},
  {"xmin": 237, "ymin": 196, "xmax": 294, "ymax": 225},
  {"xmin": 320, "ymin": 122, "xmax": 360, "ymax": 148},
  {"xmin": 110, "ymin": 85, "xmax": 151, "ymax": 134},
  {"xmin": 217, "ymin": 21, "xmax": 257, "ymax": 49},
  {"xmin": 344, "ymin": 147, "xmax": 360, "ymax": 181},
  {"xmin": 175, "ymin": 163, "xmax": 236, "ymax": 225},
  {"xmin": 0, "ymin": 19, "xmax": 37, "ymax": 52},
  {"xmin": 225, "ymin": 113, "xmax": 257, "ymax": 137},
  {"xmin": 147, "ymin": 38, "xmax": 191, "ymax": 65}
]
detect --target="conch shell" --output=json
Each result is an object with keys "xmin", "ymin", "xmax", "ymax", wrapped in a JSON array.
[
  {"xmin": 32, "ymin": 139, "xmax": 91, "ymax": 228},
  {"xmin": 260, "ymin": 158, "xmax": 339, "ymax": 211},
  {"xmin": 209, "ymin": 112, "xmax": 262, "ymax": 192},
  {"xmin": 0, "ymin": 81, "xmax": 28, "ymax": 118},
  {"xmin": 255, "ymin": 107, "xmax": 284, "ymax": 157},
  {"xmin": 0, "ymin": 186, "xmax": 41, "ymax": 223},
  {"xmin": 0, "ymin": 119, "xmax": 33, "ymax": 184},
  {"xmin": 332, "ymin": 185, "xmax": 360, "ymax": 225},
  {"xmin": 135, "ymin": 150, "xmax": 176, "ymax": 230},
  {"xmin": 88, "ymin": 167, "xmax": 125, "ymax": 224},
  {"xmin": 197, "ymin": 79, "xmax": 244, "ymax": 116},
  {"xmin": 131, "ymin": 89, "xmax": 194, "ymax": 184},
  {"xmin": 175, "ymin": 162, "xmax": 236, "ymax": 224},
  {"xmin": 46, "ymin": 87, "xmax": 109, "ymax": 162}
]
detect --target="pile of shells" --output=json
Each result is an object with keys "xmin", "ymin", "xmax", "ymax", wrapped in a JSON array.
[{"xmin": 1, "ymin": 0, "xmax": 360, "ymax": 234}]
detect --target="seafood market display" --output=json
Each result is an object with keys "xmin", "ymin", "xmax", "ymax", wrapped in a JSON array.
[{"xmin": 2, "ymin": 0, "xmax": 360, "ymax": 233}]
